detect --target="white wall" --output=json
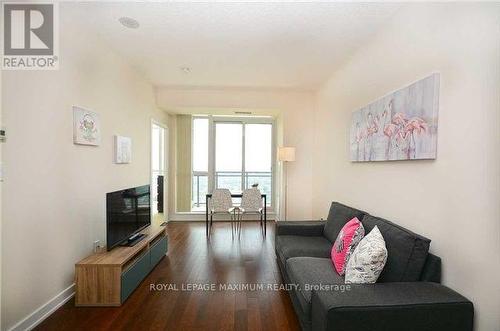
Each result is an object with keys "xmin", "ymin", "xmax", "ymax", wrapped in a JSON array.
[
  {"xmin": 1, "ymin": 6, "xmax": 168, "ymax": 330},
  {"xmin": 313, "ymin": 4, "xmax": 500, "ymax": 330},
  {"xmin": 156, "ymin": 87, "xmax": 315, "ymax": 221}
]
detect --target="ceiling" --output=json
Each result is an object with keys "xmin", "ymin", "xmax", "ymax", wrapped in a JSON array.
[{"xmin": 72, "ymin": 2, "xmax": 402, "ymax": 90}]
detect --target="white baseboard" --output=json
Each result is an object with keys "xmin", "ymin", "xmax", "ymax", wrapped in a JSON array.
[
  {"xmin": 168, "ymin": 213, "xmax": 206, "ymax": 221},
  {"xmin": 8, "ymin": 284, "xmax": 75, "ymax": 331}
]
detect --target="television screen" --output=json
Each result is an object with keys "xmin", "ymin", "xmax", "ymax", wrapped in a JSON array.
[{"xmin": 106, "ymin": 185, "xmax": 151, "ymax": 250}]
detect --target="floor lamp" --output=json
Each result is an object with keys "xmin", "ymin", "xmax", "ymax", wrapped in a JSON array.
[{"xmin": 278, "ymin": 147, "xmax": 295, "ymax": 221}]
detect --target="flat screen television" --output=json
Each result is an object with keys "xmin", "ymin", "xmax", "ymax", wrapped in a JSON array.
[{"xmin": 106, "ymin": 185, "xmax": 151, "ymax": 251}]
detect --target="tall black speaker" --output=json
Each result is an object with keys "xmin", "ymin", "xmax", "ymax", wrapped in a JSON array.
[{"xmin": 157, "ymin": 175, "xmax": 164, "ymax": 213}]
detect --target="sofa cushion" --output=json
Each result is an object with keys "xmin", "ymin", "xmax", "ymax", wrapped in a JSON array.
[
  {"xmin": 276, "ymin": 235, "xmax": 332, "ymax": 268},
  {"xmin": 345, "ymin": 226, "xmax": 388, "ymax": 284},
  {"xmin": 286, "ymin": 257, "xmax": 344, "ymax": 319},
  {"xmin": 332, "ymin": 217, "xmax": 365, "ymax": 275},
  {"xmin": 420, "ymin": 253, "xmax": 442, "ymax": 283},
  {"xmin": 323, "ymin": 202, "xmax": 367, "ymax": 243},
  {"xmin": 362, "ymin": 215, "xmax": 431, "ymax": 282}
]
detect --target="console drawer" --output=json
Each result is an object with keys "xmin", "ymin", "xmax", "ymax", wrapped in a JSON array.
[
  {"xmin": 121, "ymin": 250, "xmax": 150, "ymax": 302},
  {"xmin": 150, "ymin": 236, "xmax": 167, "ymax": 268}
]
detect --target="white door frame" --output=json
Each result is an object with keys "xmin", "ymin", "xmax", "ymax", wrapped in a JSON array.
[{"xmin": 150, "ymin": 119, "xmax": 169, "ymax": 222}]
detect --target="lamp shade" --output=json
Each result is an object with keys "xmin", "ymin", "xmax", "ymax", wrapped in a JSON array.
[{"xmin": 277, "ymin": 147, "xmax": 296, "ymax": 162}]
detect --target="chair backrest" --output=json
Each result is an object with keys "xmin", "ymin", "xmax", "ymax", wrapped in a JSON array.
[
  {"xmin": 210, "ymin": 188, "xmax": 233, "ymax": 212},
  {"xmin": 241, "ymin": 188, "xmax": 262, "ymax": 211}
]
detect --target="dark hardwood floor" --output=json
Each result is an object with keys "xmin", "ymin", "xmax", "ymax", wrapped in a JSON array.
[{"xmin": 36, "ymin": 221, "xmax": 300, "ymax": 331}]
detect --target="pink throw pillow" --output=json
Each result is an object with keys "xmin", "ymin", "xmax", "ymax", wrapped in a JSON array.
[{"xmin": 331, "ymin": 217, "xmax": 365, "ymax": 275}]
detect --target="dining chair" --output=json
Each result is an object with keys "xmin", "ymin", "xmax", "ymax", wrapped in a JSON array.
[
  {"xmin": 209, "ymin": 188, "xmax": 237, "ymax": 238},
  {"xmin": 236, "ymin": 187, "xmax": 264, "ymax": 238}
]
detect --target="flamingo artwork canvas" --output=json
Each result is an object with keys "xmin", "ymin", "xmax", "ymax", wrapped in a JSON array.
[{"xmin": 350, "ymin": 73, "xmax": 440, "ymax": 162}]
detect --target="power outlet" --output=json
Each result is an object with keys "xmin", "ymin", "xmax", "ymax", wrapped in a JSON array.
[{"xmin": 93, "ymin": 240, "xmax": 101, "ymax": 253}]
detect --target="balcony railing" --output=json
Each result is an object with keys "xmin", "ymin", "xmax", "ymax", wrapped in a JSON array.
[
  {"xmin": 191, "ymin": 171, "xmax": 272, "ymax": 211},
  {"xmin": 192, "ymin": 172, "xmax": 208, "ymax": 209}
]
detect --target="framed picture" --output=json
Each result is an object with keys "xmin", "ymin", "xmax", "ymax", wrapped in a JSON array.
[
  {"xmin": 73, "ymin": 106, "xmax": 101, "ymax": 146},
  {"xmin": 114, "ymin": 135, "xmax": 132, "ymax": 164},
  {"xmin": 350, "ymin": 73, "xmax": 440, "ymax": 162}
]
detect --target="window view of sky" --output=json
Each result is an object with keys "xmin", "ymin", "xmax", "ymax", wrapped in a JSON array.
[
  {"xmin": 191, "ymin": 118, "xmax": 273, "ymax": 210},
  {"xmin": 216, "ymin": 123, "xmax": 243, "ymax": 172},
  {"xmin": 245, "ymin": 124, "xmax": 272, "ymax": 172}
]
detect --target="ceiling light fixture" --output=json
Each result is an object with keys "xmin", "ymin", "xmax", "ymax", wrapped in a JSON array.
[
  {"xmin": 180, "ymin": 67, "xmax": 191, "ymax": 74},
  {"xmin": 118, "ymin": 17, "xmax": 140, "ymax": 29}
]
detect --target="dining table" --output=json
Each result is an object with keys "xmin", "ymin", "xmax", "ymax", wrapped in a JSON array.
[{"xmin": 205, "ymin": 193, "xmax": 267, "ymax": 237}]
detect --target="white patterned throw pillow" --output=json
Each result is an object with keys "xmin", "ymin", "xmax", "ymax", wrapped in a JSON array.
[{"xmin": 345, "ymin": 226, "xmax": 387, "ymax": 284}]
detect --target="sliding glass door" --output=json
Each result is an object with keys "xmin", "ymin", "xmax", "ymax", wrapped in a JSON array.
[
  {"xmin": 214, "ymin": 121, "xmax": 273, "ymax": 206},
  {"xmin": 215, "ymin": 122, "xmax": 243, "ymax": 193},
  {"xmin": 244, "ymin": 123, "xmax": 272, "ymax": 201},
  {"xmin": 191, "ymin": 116, "xmax": 274, "ymax": 211}
]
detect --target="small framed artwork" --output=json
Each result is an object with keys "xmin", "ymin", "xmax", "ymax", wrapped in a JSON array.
[
  {"xmin": 114, "ymin": 135, "xmax": 132, "ymax": 164},
  {"xmin": 73, "ymin": 106, "xmax": 101, "ymax": 146}
]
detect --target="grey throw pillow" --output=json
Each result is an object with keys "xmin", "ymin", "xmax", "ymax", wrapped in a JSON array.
[{"xmin": 345, "ymin": 226, "xmax": 387, "ymax": 284}]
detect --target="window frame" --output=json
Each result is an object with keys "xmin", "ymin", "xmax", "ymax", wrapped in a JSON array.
[
  {"xmin": 191, "ymin": 117, "xmax": 209, "ymax": 210},
  {"xmin": 191, "ymin": 115, "xmax": 276, "ymax": 212}
]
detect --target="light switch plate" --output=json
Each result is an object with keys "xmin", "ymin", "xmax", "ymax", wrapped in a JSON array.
[{"xmin": 93, "ymin": 240, "xmax": 101, "ymax": 253}]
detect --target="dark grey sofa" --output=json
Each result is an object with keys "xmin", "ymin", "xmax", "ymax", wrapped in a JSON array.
[{"xmin": 275, "ymin": 202, "xmax": 474, "ymax": 331}]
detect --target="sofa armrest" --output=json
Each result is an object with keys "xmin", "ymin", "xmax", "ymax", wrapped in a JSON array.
[
  {"xmin": 275, "ymin": 221, "xmax": 325, "ymax": 237},
  {"xmin": 311, "ymin": 282, "xmax": 473, "ymax": 331}
]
